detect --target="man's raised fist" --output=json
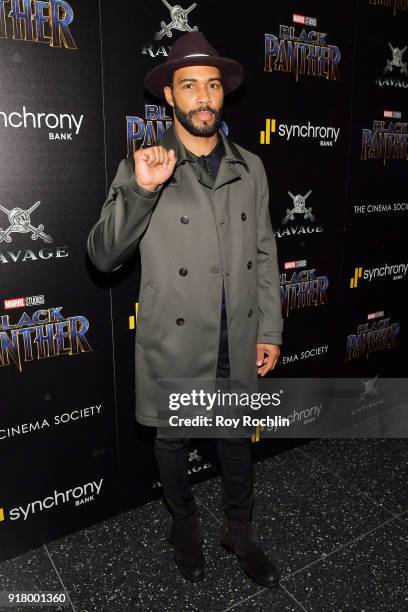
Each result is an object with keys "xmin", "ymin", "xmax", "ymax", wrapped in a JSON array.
[{"xmin": 133, "ymin": 146, "xmax": 178, "ymax": 192}]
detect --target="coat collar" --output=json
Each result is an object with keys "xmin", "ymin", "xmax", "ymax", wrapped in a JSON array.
[
  {"xmin": 157, "ymin": 123, "xmax": 249, "ymax": 174},
  {"xmin": 218, "ymin": 128, "xmax": 249, "ymax": 173}
]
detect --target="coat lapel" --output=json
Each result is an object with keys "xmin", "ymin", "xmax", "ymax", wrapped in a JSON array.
[
  {"xmin": 212, "ymin": 157, "xmax": 241, "ymax": 190},
  {"xmin": 213, "ymin": 128, "xmax": 249, "ymax": 190}
]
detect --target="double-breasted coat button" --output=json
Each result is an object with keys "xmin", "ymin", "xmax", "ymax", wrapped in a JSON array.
[
  {"xmin": 248, "ymin": 309, "xmax": 253, "ymax": 317},
  {"xmin": 180, "ymin": 215, "xmax": 189, "ymax": 224},
  {"xmin": 176, "ymin": 318, "xmax": 185, "ymax": 325},
  {"xmin": 247, "ymin": 261, "xmax": 252, "ymax": 269},
  {"xmin": 241, "ymin": 212, "xmax": 247, "ymax": 221},
  {"xmin": 179, "ymin": 268, "xmax": 188, "ymax": 276}
]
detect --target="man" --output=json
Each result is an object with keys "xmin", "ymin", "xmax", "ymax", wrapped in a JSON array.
[{"xmin": 87, "ymin": 32, "xmax": 283, "ymax": 587}]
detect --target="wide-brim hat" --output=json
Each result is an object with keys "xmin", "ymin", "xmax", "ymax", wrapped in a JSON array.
[{"xmin": 144, "ymin": 32, "xmax": 244, "ymax": 99}]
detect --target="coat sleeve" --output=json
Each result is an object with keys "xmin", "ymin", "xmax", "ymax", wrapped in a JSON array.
[
  {"xmin": 87, "ymin": 158, "xmax": 162, "ymax": 272},
  {"xmin": 256, "ymin": 157, "xmax": 284, "ymax": 345}
]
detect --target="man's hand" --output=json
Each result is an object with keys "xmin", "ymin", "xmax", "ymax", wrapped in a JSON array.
[
  {"xmin": 256, "ymin": 343, "xmax": 280, "ymax": 376},
  {"xmin": 134, "ymin": 146, "xmax": 177, "ymax": 192}
]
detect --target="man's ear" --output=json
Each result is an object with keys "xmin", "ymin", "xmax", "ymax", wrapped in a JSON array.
[{"xmin": 164, "ymin": 86, "xmax": 174, "ymax": 108}]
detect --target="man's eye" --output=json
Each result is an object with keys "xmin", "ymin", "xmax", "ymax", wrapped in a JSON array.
[{"xmin": 183, "ymin": 83, "xmax": 193, "ymax": 88}]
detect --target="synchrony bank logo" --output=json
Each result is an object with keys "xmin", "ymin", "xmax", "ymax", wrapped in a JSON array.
[
  {"xmin": 260, "ymin": 117, "xmax": 340, "ymax": 147},
  {"xmin": 0, "ymin": 478, "xmax": 103, "ymax": 522},
  {"xmin": 0, "ymin": 106, "xmax": 84, "ymax": 141},
  {"xmin": 349, "ymin": 262, "xmax": 408, "ymax": 287}
]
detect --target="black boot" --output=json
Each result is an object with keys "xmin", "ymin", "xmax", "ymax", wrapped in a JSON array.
[
  {"xmin": 166, "ymin": 513, "xmax": 205, "ymax": 582},
  {"xmin": 219, "ymin": 517, "xmax": 279, "ymax": 588}
]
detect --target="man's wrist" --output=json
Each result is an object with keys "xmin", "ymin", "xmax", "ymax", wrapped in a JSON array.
[
  {"xmin": 135, "ymin": 177, "xmax": 161, "ymax": 193},
  {"xmin": 257, "ymin": 335, "xmax": 282, "ymax": 346},
  {"xmin": 127, "ymin": 175, "xmax": 162, "ymax": 198}
]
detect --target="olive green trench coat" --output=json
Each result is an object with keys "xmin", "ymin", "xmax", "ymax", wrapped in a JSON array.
[{"xmin": 87, "ymin": 125, "xmax": 283, "ymax": 427}]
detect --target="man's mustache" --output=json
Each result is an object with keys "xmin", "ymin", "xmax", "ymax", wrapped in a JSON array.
[
  {"xmin": 191, "ymin": 107, "xmax": 216, "ymax": 115},
  {"xmin": 187, "ymin": 107, "xmax": 222, "ymax": 120}
]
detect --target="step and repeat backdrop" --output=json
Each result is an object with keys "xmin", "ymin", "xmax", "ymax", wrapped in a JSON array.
[{"xmin": 1, "ymin": 0, "xmax": 407, "ymax": 560}]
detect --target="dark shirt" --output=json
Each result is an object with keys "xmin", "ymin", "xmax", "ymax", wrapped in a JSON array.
[
  {"xmin": 186, "ymin": 134, "xmax": 224, "ymax": 187},
  {"xmin": 185, "ymin": 135, "xmax": 226, "ymax": 316}
]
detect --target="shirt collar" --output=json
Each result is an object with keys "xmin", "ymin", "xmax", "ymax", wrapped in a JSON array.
[{"xmin": 185, "ymin": 133, "xmax": 224, "ymax": 162}]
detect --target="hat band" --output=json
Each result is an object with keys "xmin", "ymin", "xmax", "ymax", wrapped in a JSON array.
[{"xmin": 183, "ymin": 53, "xmax": 211, "ymax": 58}]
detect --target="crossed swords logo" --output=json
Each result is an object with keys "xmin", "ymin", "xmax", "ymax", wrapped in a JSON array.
[
  {"xmin": 282, "ymin": 190, "xmax": 315, "ymax": 224},
  {"xmin": 0, "ymin": 201, "xmax": 53, "ymax": 244},
  {"xmin": 359, "ymin": 374, "xmax": 379, "ymax": 401},
  {"xmin": 384, "ymin": 43, "xmax": 408, "ymax": 75},
  {"xmin": 188, "ymin": 449, "xmax": 201, "ymax": 462},
  {"xmin": 155, "ymin": 0, "xmax": 198, "ymax": 41}
]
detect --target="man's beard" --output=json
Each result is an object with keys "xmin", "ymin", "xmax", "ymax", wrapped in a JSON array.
[{"xmin": 173, "ymin": 99, "xmax": 223, "ymax": 136}]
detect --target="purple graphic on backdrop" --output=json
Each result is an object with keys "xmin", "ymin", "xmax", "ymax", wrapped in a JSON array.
[{"xmin": 0, "ymin": 0, "xmax": 77, "ymax": 48}]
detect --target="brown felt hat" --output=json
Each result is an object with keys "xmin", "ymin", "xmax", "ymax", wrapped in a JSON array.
[{"xmin": 144, "ymin": 32, "xmax": 244, "ymax": 99}]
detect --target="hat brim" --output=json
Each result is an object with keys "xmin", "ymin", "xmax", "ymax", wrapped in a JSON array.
[{"xmin": 144, "ymin": 56, "xmax": 244, "ymax": 99}]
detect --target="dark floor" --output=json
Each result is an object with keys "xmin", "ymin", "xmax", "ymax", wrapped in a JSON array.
[{"xmin": 1, "ymin": 438, "xmax": 408, "ymax": 612}]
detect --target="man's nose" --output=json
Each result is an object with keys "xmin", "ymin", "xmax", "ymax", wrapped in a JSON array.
[{"xmin": 196, "ymin": 84, "xmax": 210, "ymax": 104}]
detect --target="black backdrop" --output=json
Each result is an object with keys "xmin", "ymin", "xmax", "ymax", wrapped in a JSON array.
[{"xmin": 1, "ymin": 0, "xmax": 407, "ymax": 561}]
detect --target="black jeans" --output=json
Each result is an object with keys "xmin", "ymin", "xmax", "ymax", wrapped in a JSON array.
[{"xmin": 153, "ymin": 309, "xmax": 253, "ymax": 521}]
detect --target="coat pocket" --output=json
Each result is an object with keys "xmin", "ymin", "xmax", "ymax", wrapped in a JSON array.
[{"xmin": 136, "ymin": 282, "xmax": 159, "ymax": 349}]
